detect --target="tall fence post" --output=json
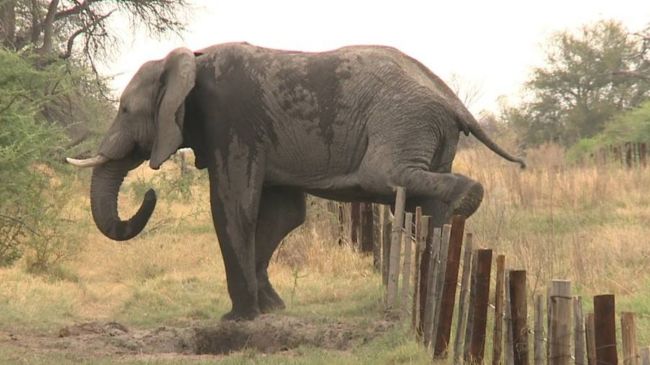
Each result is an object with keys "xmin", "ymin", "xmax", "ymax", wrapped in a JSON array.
[
  {"xmin": 371, "ymin": 204, "xmax": 381, "ymax": 270},
  {"xmin": 574, "ymin": 297, "xmax": 586, "ymax": 365},
  {"xmin": 534, "ymin": 295, "xmax": 544, "ymax": 365},
  {"xmin": 434, "ymin": 215, "xmax": 466, "ymax": 357},
  {"xmin": 411, "ymin": 208, "xmax": 424, "ymax": 332},
  {"xmin": 400, "ymin": 213, "xmax": 414, "ymax": 316},
  {"xmin": 492, "ymin": 254, "xmax": 506, "ymax": 365},
  {"xmin": 594, "ymin": 294, "xmax": 618, "ymax": 365},
  {"xmin": 510, "ymin": 270, "xmax": 528, "ymax": 365},
  {"xmin": 453, "ymin": 233, "xmax": 474, "ymax": 363},
  {"xmin": 381, "ymin": 205, "xmax": 392, "ymax": 287},
  {"xmin": 549, "ymin": 280, "xmax": 572, "ymax": 365},
  {"xmin": 423, "ymin": 227, "xmax": 441, "ymax": 348},
  {"xmin": 465, "ymin": 249, "xmax": 493, "ymax": 364},
  {"xmin": 386, "ymin": 187, "xmax": 406, "ymax": 312},
  {"xmin": 640, "ymin": 347, "xmax": 650, "ymax": 365},
  {"xmin": 431, "ymin": 223, "xmax": 451, "ymax": 352},
  {"xmin": 621, "ymin": 312, "xmax": 638, "ymax": 365},
  {"xmin": 505, "ymin": 270, "xmax": 514, "ymax": 365},
  {"xmin": 417, "ymin": 216, "xmax": 434, "ymax": 336},
  {"xmin": 464, "ymin": 249, "xmax": 479, "ymax": 362}
]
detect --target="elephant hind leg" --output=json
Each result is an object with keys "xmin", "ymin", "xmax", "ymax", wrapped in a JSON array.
[
  {"xmin": 255, "ymin": 187, "xmax": 306, "ymax": 313},
  {"xmin": 397, "ymin": 169, "xmax": 484, "ymax": 218}
]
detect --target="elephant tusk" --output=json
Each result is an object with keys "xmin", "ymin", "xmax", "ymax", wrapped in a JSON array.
[{"xmin": 66, "ymin": 155, "xmax": 109, "ymax": 168}]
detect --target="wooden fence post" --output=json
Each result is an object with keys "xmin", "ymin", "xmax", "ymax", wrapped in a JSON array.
[
  {"xmin": 371, "ymin": 204, "xmax": 381, "ymax": 270},
  {"xmin": 549, "ymin": 280, "xmax": 572, "ymax": 365},
  {"xmin": 386, "ymin": 187, "xmax": 406, "ymax": 312},
  {"xmin": 534, "ymin": 295, "xmax": 544, "ymax": 365},
  {"xmin": 465, "ymin": 249, "xmax": 493, "ymax": 364},
  {"xmin": 431, "ymin": 223, "xmax": 451, "ymax": 352},
  {"xmin": 464, "ymin": 249, "xmax": 479, "ymax": 362},
  {"xmin": 505, "ymin": 270, "xmax": 514, "ymax": 365},
  {"xmin": 594, "ymin": 294, "xmax": 618, "ymax": 365},
  {"xmin": 640, "ymin": 347, "xmax": 650, "ymax": 365},
  {"xmin": 621, "ymin": 312, "xmax": 639, "ymax": 365},
  {"xmin": 492, "ymin": 254, "xmax": 506, "ymax": 365},
  {"xmin": 423, "ymin": 227, "xmax": 442, "ymax": 347},
  {"xmin": 411, "ymin": 209, "xmax": 424, "ymax": 332},
  {"xmin": 574, "ymin": 297, "xmax": 586, "ymax": 365},
  {"xmin": 510, "ymin": 270, "xmax": 528, "ymax": 365},
  {"xmin": 586, "ymin": 313, "xmax": 596, "ymax": 365},
  {"xmin": 434, "ymin": 215, "xmax": 466, "ymax": 357},
  {"xmin": 400, "ymin": 213, "xmax": 414, "ymax": 316},
  {"xmin": 381, "ymin": 205, "xmax": 392, "ymax": 287},
  {"xmin": 453, "ymin": 233, "xmax": 474, "ymax": 363},
  {"xmin": 350, "ymin": 202, "xmax": 360, "ymax": 247},
  {"xmin": 417, "ymin": 216, "xmax": 434, "ymax": 335}
]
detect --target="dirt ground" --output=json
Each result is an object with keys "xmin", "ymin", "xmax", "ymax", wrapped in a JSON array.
[{"xmin": 0, "ymin": 314, "xmax": 394, "ymax": 361}]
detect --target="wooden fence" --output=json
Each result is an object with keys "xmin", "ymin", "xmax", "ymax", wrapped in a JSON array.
[
  {"xmin": 339, "ymin": 186, "xmax": 650, "ymax": 364},
  {"xmin": 590, "ymin": 143, "xmax": 648, "ymax": 168}
]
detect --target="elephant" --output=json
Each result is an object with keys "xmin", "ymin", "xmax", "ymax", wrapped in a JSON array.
[{"xmin": 67, "ymin": 42, "xmax": 525, "ymax": 321}]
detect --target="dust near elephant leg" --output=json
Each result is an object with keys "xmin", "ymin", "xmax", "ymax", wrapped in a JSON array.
[{"xmin": 255, "ymin": 187, "xmax": 306, "ymax": 313}]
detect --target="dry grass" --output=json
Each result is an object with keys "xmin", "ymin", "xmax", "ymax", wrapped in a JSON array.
[{"xmin": 456, "ymin": 142, "xmax": 650, "ymax": 344}]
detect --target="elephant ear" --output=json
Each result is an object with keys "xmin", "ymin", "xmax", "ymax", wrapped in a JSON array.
[{"xmin": 150, "ymin": 48, "xmax": 196, "ymax": 169}]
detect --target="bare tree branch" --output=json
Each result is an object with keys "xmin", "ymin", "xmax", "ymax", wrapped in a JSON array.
[{"xmin": 60, "ymin": 9, "xmax": 113, "ymax": 59}]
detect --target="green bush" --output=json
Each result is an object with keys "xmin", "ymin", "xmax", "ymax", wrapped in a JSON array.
[{"xmin": 0, "ymin": 50, "xmax": 81, "ymax": 269}]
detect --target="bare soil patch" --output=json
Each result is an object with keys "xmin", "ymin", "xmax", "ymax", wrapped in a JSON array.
[{"xmin": 1, "ymin": 314, "xmax": 393, "ymax": 359}]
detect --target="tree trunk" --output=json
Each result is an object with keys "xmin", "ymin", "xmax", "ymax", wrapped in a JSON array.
[{"xmin": 0, "ymin": 0, "xmax": 16, "ymax": 48}]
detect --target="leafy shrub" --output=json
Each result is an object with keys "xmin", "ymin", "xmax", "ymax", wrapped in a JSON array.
[{"xmin": 0, "ymin": 50, "xmax": 82, "ymax": 269}]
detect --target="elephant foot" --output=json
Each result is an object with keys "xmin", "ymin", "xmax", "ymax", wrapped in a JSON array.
[
  {"xmin": 220, "ymin": 306, "xmax": 260, "ymax": 322},
  {"xmin": 450, "ymin": 181, "xmax": 484, "ymax": 218},
  {"xmin": 258, "ymin": 286, "xmax": 286, "ymax": 313}
]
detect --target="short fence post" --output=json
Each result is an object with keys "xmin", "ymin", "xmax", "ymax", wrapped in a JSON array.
[
  {"xmin": 411, "ymin": 208, "xmax": 424, "ymax": 332},
  {"xmin": 381, "ymin": 205, "xmax": 392, "ymax": 287},
  {"xmin": 574, "ymin": 297, "xmax": 586, "ymax": 365},
  {"xmin": 453, "ymin": 233, "xmax": 474, "ymax": 363},
  {"xmin": 423, "ymin": 227, "xmax": 442, "ymax": 347},
  {"xmin": 586, "ymin": 313, "xmax": 596, "ymax": 365},
  {"xmin": 400, "ymin": 213, "xmax": 414, "ymax": 317},
  {"xmin": 434, "ymin": 215, "xmax": 466, "ymax": 357},
  {"xmin": 640, "ymin": 347, "xmax": 650, "ymax": 365},
  {"xmin": 594, "ymin": 294, "xmax": 618, "ymax": 365},
  {"xmin": 510, "ymin": 270, "xmax": 528, "ymax": 365},
  {"xmin": 549, "ymin": 280, "xmax": 572, "ymax": 365},
  {"xmin": 621, "ymin": 312, "xmax": 639, "ymax": 365},
  {"xmin": 386, "ymin": 187, "xmax": 406, "ymax": 312},
  {"xmin": 492, "ymin": 254, "xmax": 506, "ymax": 365},
  {"xmin": 465, "ymin": 249, "xmax": 493, "ymax": 364},
  {"xmin": 534, "ymin": 295, "xmax": 544, "ymax": 365}
]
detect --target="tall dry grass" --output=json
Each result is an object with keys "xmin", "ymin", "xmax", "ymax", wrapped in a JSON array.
[{"xmin": 456, "ymin": 142, "xmax": 650, "ymax": 296}]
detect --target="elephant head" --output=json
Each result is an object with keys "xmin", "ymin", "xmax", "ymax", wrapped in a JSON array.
[{"xmin": 67, "ymin": 48, "xmax": 196, "ymax": 241}]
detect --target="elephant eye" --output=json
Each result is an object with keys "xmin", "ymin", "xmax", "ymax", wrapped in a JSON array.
[{"xmin": 121, "ymin": 106, "xmax": 128, "ymax": 114}]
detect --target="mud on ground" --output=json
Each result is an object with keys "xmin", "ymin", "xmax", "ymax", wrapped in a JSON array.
[{"xmin": 1, "ymin": 314, "xmax": 394, "ymax": 360}]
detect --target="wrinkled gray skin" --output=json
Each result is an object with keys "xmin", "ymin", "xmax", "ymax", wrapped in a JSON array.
[{"xmin": 74, "ymin": 43, "xmax": 525, "ymax": 321}]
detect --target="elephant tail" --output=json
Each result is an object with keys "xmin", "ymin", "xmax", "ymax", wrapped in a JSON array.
[{"xmin": 455, "ymin": 107, "xmax": 527, "ymax": 169}]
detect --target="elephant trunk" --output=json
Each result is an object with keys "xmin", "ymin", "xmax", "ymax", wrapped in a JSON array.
[{"xmin": 90, "ymin": 157, "xmax": 156, "ymax": 241}]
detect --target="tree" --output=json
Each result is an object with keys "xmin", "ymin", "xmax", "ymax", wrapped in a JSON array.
[
  {"xmin": 0, "ymin": 0, "xmax": 188, "ymax": 66},
  {"xmin": 511, "ymin": 20, "xmax": 650, "ymax": 147}
]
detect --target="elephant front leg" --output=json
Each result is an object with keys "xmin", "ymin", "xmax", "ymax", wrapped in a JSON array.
[{"xmin": 208, "ymin": 157, "xmax": 265, "ymax": 321}]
